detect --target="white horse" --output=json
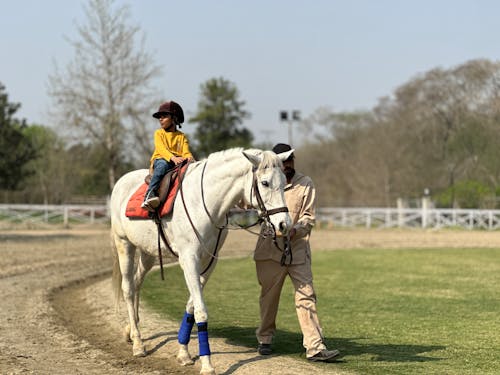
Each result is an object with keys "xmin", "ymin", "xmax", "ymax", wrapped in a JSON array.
[{"xmin": 110, "ymin": 148, "xmax": 292, "ymax": 375}]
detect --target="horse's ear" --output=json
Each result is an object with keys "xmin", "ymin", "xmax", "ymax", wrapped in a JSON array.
[
  {"xmin": 276, "ymin": 149, "xmax": 294, "ymax": 162},
  {"xmin": 242, "ymin": 150, "xmax": 261, "ymax": 168}
]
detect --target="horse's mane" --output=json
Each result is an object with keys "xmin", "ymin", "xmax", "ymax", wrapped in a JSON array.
[{"xmin": 206, "ymin": 148, "xmax": 282, "ymax": 171}]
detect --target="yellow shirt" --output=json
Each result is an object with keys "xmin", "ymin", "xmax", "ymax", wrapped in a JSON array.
[{"xmin": 150, "ymin": 128, "xmax": 193, "ymax": 164}]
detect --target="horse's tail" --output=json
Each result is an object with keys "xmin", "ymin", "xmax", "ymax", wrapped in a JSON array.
[{"xmin": 110, "ymin": 231, "xmax": 123, "ymax": 310}]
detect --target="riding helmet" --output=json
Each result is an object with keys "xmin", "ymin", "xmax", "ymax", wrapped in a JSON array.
[{"xmin": 152, "ymin": 101, "xmax": 185, "ymax": 124}]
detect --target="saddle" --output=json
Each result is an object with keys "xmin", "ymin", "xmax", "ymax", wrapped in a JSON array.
[{"xmin": 125, "ymin": 163, "xmax": 189, "ymax": 219}]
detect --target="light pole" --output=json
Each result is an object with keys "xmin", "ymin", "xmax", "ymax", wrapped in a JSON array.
[{"xmin": 279, "ymin": 110, "xmax": 301, "ymax": 146}]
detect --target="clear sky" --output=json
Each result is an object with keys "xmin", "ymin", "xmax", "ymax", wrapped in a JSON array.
[{"xmin": 1, "ymin": 0, "xmax": 499, "ymax": 146}]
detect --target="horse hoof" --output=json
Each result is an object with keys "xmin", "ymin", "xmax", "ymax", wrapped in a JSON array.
[
  {"xmin": 123, "ymin": 327, "xmax": 132, "ymax": 343},
  {"xmin": 177, "ymin": 355, "xmax": 194, "ymax": 366},
  {"xmin": 133, "ymin": 344, "xmax": 147, "ymax": 357}
]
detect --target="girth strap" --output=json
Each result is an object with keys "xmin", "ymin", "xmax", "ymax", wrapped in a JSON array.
[{"xmin": 153, "ymin": 211, "xmax": 178, "ymax": 280}]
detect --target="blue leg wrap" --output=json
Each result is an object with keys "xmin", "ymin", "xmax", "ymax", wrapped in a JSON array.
[
  {"xmin": 197, "ymin": 322, "xmax": 211, "ymax": 356},
  {"xmin": 178, "ymin": 312, "xmax": 195, "ymax": 345}
]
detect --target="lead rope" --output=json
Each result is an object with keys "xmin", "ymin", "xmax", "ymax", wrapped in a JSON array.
[{"xmin": 280, "ymin": 234, "xmax": 293, "ymax": 266}]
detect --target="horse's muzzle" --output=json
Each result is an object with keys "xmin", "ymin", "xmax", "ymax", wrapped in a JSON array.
[{"xmin": 276, "ymin": 220, "xmax": 291, "ymax": 237}]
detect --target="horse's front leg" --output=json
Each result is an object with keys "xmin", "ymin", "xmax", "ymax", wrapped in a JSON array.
[
  {"xmin": 178, "ymin": 257, "xmax": 216, "ymax": 375},
  {"xmin": 133, "ymin": 251, "xmax": 156, "ymax": 323},
  {"xmin": 116, "ymin": 239, "xmax": 146, "ymax": 357},
  {"xmin": 176, "ymin": 302, "xmax": 195, "ymax": 366}
]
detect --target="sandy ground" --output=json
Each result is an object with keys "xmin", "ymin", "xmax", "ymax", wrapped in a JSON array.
[{"xmin": 1, "ymin": 226, "xmax": 500, "ymax": 375}]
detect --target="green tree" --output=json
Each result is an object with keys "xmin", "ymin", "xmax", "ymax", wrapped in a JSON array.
[
  {"xmin": 22, "ymin": 125, "xmax": 68, "ymax": 204},
  {"xmin": 435, "ymin": 180, "xmax": 493, "ymax": 208},
  {"xmin": 66, "ymin": 142, "xmax": 133, "ymax": 197},
  {"xmin": 48, "ymin": 0, "xmax": 162, "ymax": 191},
  {"xmin": 189, "ymin": 77, "xmax": 253, "ymax": 157},
  {"xmin": 0, "ymin": 83, "xmax": 37, "ymax": 190},
  {"xmin": 22, "ymin": 126, "xmax": 134, "ymax": 204}
]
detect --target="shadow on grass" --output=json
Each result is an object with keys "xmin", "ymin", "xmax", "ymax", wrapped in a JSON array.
[
  {"xmin": 328, "ymin": 337, "xmax": 445, "ymax": 363},
  {"xmin": 211, "ymin": 326, "xmax": 445, "ymax": 363}
]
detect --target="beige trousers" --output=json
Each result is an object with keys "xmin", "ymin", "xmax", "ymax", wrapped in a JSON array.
[{"xmin": 255, "ymin": 259, "xmax": 326, "ymax": 357}]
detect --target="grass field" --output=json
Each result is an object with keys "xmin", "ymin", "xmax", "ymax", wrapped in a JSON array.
[{"xmin": 142, "ymin": 247, "xmax": 500, "ymax": 375}]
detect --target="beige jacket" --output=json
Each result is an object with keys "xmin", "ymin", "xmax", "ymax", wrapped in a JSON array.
[{"xmin": 254, "ymin": 171, "xmax": 316, "ymax": 265}]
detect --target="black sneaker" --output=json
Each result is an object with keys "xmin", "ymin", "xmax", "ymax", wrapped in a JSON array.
[
  {"xmin": 257, "ymin": 343, "xmax": 272, "ymax": 355},
  {"xmin": 307, "ymin": 349, "xmax": 341, "ymax": 362}
]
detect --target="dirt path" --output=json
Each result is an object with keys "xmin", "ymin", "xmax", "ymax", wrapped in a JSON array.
[{"xmin": 1, "ymin": 227, "xmax": 500, "ymax": 375}]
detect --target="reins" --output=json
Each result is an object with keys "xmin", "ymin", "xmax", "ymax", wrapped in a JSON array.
[
  {"xmin": 154, "ymin": 158, "xmax": 223, "ymax": 280},
  {"xmin": 153, "ymin": 153, "xmax": 292, "ymax": 280},
  {"xmin": 179, "ymin": 161, "xmax": 223, "ymax": 275},
  {"xmin": 200, "ymin": 160, "xmax": 228, "ymax": 230}
]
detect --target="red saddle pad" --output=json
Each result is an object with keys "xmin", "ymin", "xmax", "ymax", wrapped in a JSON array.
[{"xmin": 125, "ymin": 163, "xmax": 188, "ymax": 219}]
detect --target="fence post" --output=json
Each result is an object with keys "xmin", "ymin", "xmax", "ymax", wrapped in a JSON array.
[
  {"xmin": 397, "ymin": 198, "xmax": 404, "ymax": 227},
  {"xmin": 422, "ymin": 197, "xmax": 430, "ymax": 228},
  {"xmin": 64, "ymin": 206, "xmax": 69, "ymax": 227}
]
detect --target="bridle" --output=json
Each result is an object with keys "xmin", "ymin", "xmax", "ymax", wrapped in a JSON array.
[
  {"xmin": 250, "ymin": 168, "xmax": 293, "ymax": 265},
  {"xmin": 250, "ymin": 167, "xmax": 289, "ymax": 232}
]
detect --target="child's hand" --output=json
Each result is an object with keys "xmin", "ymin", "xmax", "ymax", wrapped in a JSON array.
[{"xmin": 171, "ymin": 156, "xmax": 185, "ymax": 165}]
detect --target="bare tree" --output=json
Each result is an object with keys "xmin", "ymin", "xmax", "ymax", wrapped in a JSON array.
[
  {"xmin": 299, "ymin": 59, "xmax": 500, "ymax": 207},
  {"xmin": 48, "ymin": 0, "xmax": 162, "ymax": 191}
]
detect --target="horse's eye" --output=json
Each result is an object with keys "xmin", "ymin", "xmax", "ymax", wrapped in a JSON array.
[{"xmin": 261, "ymin": 181, "xmax": 269, "ymax": 187}]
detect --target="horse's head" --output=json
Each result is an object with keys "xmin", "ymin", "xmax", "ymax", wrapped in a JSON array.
[{"xmin": 243, "ymin": 149, "xmax": 292, "ymax": 236}]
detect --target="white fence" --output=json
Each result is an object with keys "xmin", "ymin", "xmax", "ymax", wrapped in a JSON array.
[
  {"xmin": 2, "ymin": 204, "xmax": 500, "ymax": 230},
  {"xmin": 0, "ymin": 204, "xmax": 109, "ymax": 226},
  {"xmin": 317, "ymin": 207, "xmax": 500, "ymax": 230}
]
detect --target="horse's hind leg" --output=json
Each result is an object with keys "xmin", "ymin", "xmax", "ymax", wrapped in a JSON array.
[{"xmin": 115, "ymin": 237, "xmax": 146, "ymax": 357}]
